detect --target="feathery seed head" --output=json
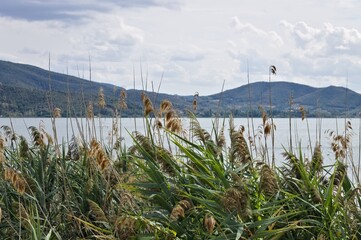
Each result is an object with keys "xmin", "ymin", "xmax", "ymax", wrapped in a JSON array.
[
  {"xmin": 142, "ymin": 93, "xmax": 154, "ymax": 116},
  {"xmin": 217, "ymin": 126, "xmax": 226, "ymax": 149},
  {"xmin": 223, "ymin": 185, "xmax": 250, "ymax": 219},
  {"xmin": 170, "ymin": 199, "xmax": 192, "ymax": 221},
  {"xmin": 204, "ymin": 213, "xmax": 216, "ymax": 234},
  {"xmin": 260, "ymin": 164, "xmax": 279, "ymax": 198},
  {"xmin": 178, "ymin": 199, "xmax": 191, "ymax": 211},
  {"xmin": 160, "ymin": 99, "xmax": 173, "ymax": 113},
  {"xmin": 154, "ymin": 118, "xmax": 163, "ymax": 129},
  {"xmin": 119, "ymin": 90, "xmax": 127, "ymax": 109},
  {"xmin": 170, "ymin": 204, "xmax": 185, "ymax": 221},
  {"xmin": 98, "ymin": 87, "xmax": 106, "ymax": 108},
  {"xmin": 193, "ymin": 92, "xmax": 199, "ymax": 111},
  {"xmin": 0, "ymin": 137, "xmax": 4, "ymax": 163},
  {"xmin": 87, "ymin": 199, "xmax": 107, "ymax": 222},
  {"xmin": 4, "ymin": 168, "xmax": 26, "ymax": 194},
  {"xmin": 53, "ymin": 107, "xmax": 61, "ymax": 118},
  {"xmin": 87, "ymin": 101, "xmax": 94, "ymax": 119},
  {"xmin": 334, "ymin": 161, "xmax": 346, "ymax": 186},
  {"xmin": 311, "ymin": 143, "xmax": 323, "ymax": 174},
  {"xmin": 299, "ymin": 106, "xmax": 306, "ymax": 120}
]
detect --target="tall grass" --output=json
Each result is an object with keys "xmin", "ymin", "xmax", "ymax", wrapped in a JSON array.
[{"xmin": 0, "ymin": 85, "xmax": 361, "ymax": 239}]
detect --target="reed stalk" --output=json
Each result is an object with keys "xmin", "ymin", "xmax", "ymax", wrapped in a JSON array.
[{"xmin": 269, "ymin": 65, "xmax": 276, "ymax": 168}]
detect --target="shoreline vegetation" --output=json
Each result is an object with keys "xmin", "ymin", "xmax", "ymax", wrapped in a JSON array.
[
  {"xmin": 0, "ymin": 62, "xmax": 361, "ymax": 238},
  {"xmin": 0, "ymin": 88, "xmax": 361, "ymax": 239}
]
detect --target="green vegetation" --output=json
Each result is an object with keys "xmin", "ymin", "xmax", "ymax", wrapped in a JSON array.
[{"xmin": 0, "ymin": 92, "xmax": 360, "ymax": 239}]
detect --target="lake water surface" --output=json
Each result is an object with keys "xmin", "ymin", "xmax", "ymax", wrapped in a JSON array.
[{"xmin": 1, "ymin": 117, "xmax": 360, "ymax": 170}]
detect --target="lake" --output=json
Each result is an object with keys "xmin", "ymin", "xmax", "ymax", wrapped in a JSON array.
[{"xmin": 1, "ymin": 117, "xmax": 360, "ymax": 171}]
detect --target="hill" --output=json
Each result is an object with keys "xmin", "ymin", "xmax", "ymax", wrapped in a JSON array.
[{"xmin": 0, "ymin": 60, "xmax": 360, "ymax": 117}]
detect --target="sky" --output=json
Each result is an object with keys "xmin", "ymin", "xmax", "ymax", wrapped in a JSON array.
[{"xmin": 1, "ymin": 0, "xmax": 361, "ymax": 96}]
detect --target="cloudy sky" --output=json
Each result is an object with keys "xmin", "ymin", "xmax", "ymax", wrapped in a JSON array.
[{"xmin": 1, "ymin": 0, "xmax": 361, "ymax": 96}]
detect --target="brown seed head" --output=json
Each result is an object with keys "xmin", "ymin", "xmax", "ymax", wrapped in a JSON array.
[
  {"xmin": 178, "ymin": 199, "xmax": 191, "ymax": 211},
  {"xmin": 170, "ymin": 204, "xmax": 185, "ymax": 221},
  {"xmin": 5, "ymin": 168, "xmax": 26, "ymax": 194},
  {"xmin": 119, "ymin": 90, "xmax": 128, "ymax": 109},
  {"xmin": 87, "ymin": 102, "xmax": 94, "ymax": 119},
  {"xmin": 260, "ymin": 164, "xmax": 279, "ymax": 198},
  {"xmin": 160, "ymin": 99, "xmax": 173, "ymax": 113},
  {"xmin": 154, "ymin": 118, "xmax": 163, "ymax": 129},
  {"xmin": 165, "ymin": 110, "xmax": 176, "ymax": 123},
  {"xmin": 98, "ymin": 87, "xmax": 106, "ymax": 108},
  {"xmin": 193, "ymin": 92, "xmax": 199, "ymax": 111},
  {"xmin": 299, "ymin": 106, "xmax": 306, "ymax": 120},
  {"xmin": 223, "ymin": 185, "xmax": 250, "ymax": 219},
  {"xmin": 87, "ymin": 199, "xmax": 107, "ymax": 222},
  {"xmin": 53, "ymin": 107, "xmax": 61, "ymax": 118},
  {"xmin": 142, "ymin": 94, "xmax": 154, "ymax": 116},
  {"xmin": 204, "ymin": 213, "xmax": 216, "ymax": 234},
  {"xmin": 0, "ymin": 137, "xmax": 5, "ymax": 163}
]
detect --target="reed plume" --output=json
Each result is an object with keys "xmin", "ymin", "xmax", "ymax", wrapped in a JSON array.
[
  {"xmin": 217, "ymin": 125, "xmax": 226, "ymax": 149},
  {"xmin": 170, "ymin": 200, "xmax": 191, "ymax": 221},
  {"xmin": 160, "ymin": 99, "xmax": 173, "ymax": 114},
  {"xmin": 191, "ymin": 117, "xmax": 211, "ymax": 143},
  {"xmin": 1, "ymin": 125, "xmax": 16, "ymax": 142},
  {"xmin": 170, "ymin": 204, "xmax": 185, "ymax": 221},
  {"xmin": 4, "ymin": 168, "xmax": 27, "ymax": 194},
  {"xmin": 229, "ymin": 116, "xmax": 251, "ymax": 167},
  {"xmin": 87, "ymin": 199, "xmax": 107, "ymax": 222},
  {"xmin": 222, "ymin": 185, "xmax": 250, "ymax": 220},
  {"xmin": 89, "ymin": 138, "xmax": 109, "ymax": 171},
  {"xmin": 204, "ymin": 213, "xmax": 216, "ymax": 234},
  {"xmin": 193, "ymin": 92, "xmax": 199, "ymax": 111},
  {"xmin": 334, "ymin": 161, "xmax": 346, "ymax": 186},
  {"xmin": 260, "ymin": 164, "xmax": 279, "ymax": 198},
  {"xmin": 28, "ymin": 126, "xmax": 45, "ymax": 148},
  {"xmin": 164, "ymin": 110, "xmax": 182, "ymax": 134},
  {"xmin": 87, "ymin": 101, "xmax": 94, "ymax": 119},
  {"xmin": 53, "ymin": 107, "xmax": 61, "ymax": 118},
  {"xmin": 311, "ymin": 142, "xmax": 323, "ymax": 175},
  {"xmin": 131, "ymin": 131, "xmax": 177, "ymax": 176},
  {"xmin": 67, "ymin": 135, "xmax": 83, "ymax": 160},
  {"xmin": 299, "ymin": 106, "xmax": 306, "ymax": 120},
  {"xmin": 98, "ymin": 87, "xmax": 105, "ymax": 109},
  {"xmin": 19, "ymin": 136, "xmax": 29, "ymax": 159},
  {"xmin": 0, "ymin": 137, "xmax": 4, "ymax": 163},
  {"xmin": 154, "ymin": 118, "xmax": 163, "ymax": 130},
  {"xmin": 282, "ymin": 151, "xmax": 302, "ymax": 179},
  {"xmin": 141, "ymin": 93, "xmax": 154, "ymax": 116},
  {"xmin": 118, "ymin": 89, "xmax": 128, "ymax": 110}
]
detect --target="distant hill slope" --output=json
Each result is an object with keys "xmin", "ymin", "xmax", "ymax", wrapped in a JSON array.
[
  {"xmin": 0, "ymin": 60, "xmax": 360, "ymax": 117},
  {"xmin": 207, "ymin": 81, "xmax": 361, "ymax": 117}
]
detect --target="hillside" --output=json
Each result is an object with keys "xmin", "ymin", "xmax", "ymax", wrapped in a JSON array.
[{"xmin": 0, "ymin": 60, "xmax": 360, "ymax": 117}]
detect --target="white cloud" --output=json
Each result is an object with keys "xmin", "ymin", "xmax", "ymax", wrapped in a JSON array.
[
  {"xmin": 170, "ymin": 45, "xmax": 206, "ymax": 62},
  {"xmin": 231, "ymin": 16, "xmax": 284, "ymax": 47},
  {"xmin": 2, "ymin": 1, "xmax": 361, "ymax": 95}
]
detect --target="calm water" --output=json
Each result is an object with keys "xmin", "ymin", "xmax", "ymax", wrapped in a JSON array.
[{"xmin": 1, "ymin": 117, "xmax": 360, "ymax": 168}]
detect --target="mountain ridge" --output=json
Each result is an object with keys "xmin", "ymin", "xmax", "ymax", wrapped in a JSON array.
[{"xmin": 0, "ymin": 60, "xmax": 360, "ymax": 117}]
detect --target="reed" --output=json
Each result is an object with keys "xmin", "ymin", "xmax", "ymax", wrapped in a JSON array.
[{"xmin": 1, "ymin": 82, "xmax": 361, "ymax": 239}]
